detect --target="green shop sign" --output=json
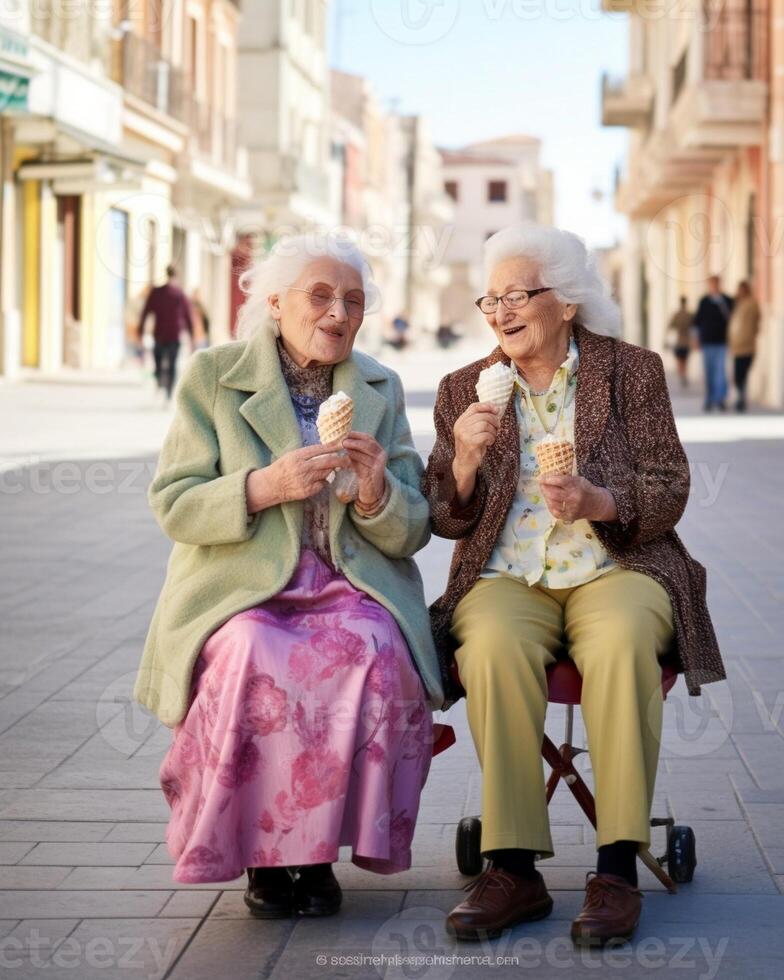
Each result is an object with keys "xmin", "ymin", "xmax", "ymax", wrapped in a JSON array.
[{"xmin": 0, "ymin": 28, "xmax": 32, "ymax": 112}]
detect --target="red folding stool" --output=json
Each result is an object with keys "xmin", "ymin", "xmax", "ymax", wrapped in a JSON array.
[{"xmin": 433, "ymin": 652, "xmax": 696, "ymax": 893}]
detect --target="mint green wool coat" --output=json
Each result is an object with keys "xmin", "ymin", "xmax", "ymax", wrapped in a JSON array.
[{"xmin": 133, "ymin": 324, "xmax": 446, "ymax": 728}]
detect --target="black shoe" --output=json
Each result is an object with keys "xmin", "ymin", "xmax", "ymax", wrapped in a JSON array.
[
  {"xmin": 703, "ymin": 402, "xmax": 713, "ymax": 413},
  {"xmin": 243, "ymin": 866, "xmax": 295, "ymax": 918},
  {"xmin": 736, "ymin": 401, "xmax": 746, "ymax": 413},
  {"xmin": 717, "ymin": 401, "xmax": 727, "ymax": 412},
  {"xmin": 292, "ymin": 863, "xmax": 342, "ymax": 916}
]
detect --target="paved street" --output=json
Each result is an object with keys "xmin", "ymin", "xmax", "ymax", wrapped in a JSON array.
[{"xmin": 1, "ymin": 346, "xmax": 783, "ymax": 978}]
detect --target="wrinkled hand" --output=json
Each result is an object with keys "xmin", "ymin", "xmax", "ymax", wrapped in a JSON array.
[
  {"xmin": 539, "ymin": 473, "xmax": 618, "ymax": 524},
  {"xmin": 264, "ymin": 441, "xmax": 352, "ymax": 503},
  {"xmin": 342, "ymin": 431, "xmax": 388, "ymax": 508},
  {"xmin": 453, "ymin": 403, "xmax": 502, "ymax": 477}
]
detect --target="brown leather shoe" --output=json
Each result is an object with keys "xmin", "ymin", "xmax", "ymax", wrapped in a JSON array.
[
  {"xmin": 570, "ymin": 871, "xmax": 643, "ymax": 946},
  {"xmin": 446, "ymin": 863, "xmax": 553, "ymax": 940}
]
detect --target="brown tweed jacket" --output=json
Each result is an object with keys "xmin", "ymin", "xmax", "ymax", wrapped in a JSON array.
[{"xmin": 421, "ymin": 322, "xmax": 725, "ymax": 706}]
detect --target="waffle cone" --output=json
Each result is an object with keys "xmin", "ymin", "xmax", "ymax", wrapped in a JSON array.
[
  {"xmin": 535, "ymin": 439, "xmax": 574, "ymax": 477},
  {"xmin": 317, "ymin": 399, "xmax": 354, "ymax": 444}
]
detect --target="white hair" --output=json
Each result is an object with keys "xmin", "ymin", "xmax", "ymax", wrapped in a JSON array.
[
  {"xmin": 483, "ymin": 221, "xmax": 622, "ymax": 338},
  {"xmin": 235, "ymin": 230, "xmax": 382, "ymax": 342}
]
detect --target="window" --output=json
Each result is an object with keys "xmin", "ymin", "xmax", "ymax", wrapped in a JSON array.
[
  {"xmin": 444, "ymin": 180, "xmax": 459, "ymax": 201},
  {"xmin": 487, "ymin": 180, "xmax": 507, "ymax": 202}
]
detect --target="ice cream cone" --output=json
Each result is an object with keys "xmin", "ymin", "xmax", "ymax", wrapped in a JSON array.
[
  {"xmin": 317, "ymin": 391, "xmax": 355, "ymax": 489},
  {"xmin": 535, "ymin": 436, "xmax": 575, "ymax": 477},
  {"xmin": 317, "ymin": 391, "xmax": 354, "ymax": 445},
  {"xmin": 476, "ymin": 362, "xmax": 516, "ymax": 411}
]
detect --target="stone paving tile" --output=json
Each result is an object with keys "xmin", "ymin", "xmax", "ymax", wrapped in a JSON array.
[
  {"xmin": 158, "ymin": 891, "xmax": 220, "ymax": 919},
  {"xmin": 0, "ymin": 890, "xmax": 172, "ymax": 919},
  {"xmin": 19, "ymin": 842, "xmax": 158, "ymax": 867},
  {"xmin": 0, "ymin": 841, "xmax": 36, "ymax": 863},
  {"xmin": 0, "ymin": 867, "xmax": 74, "ymax": 889},
  {"xmin": 167, "ymin": 918, "xmax": 295, "ymax": 980},
  {"xmin": 2, "ymin": 919, "xmax": 82, "ymax": 965},
  {"xmin": 0, "ymin": 789, "xmax": 169, "ymax": 822},
  {"xmin": 102, "ymin": 822, "xmax": 167, "ymax": 843},
  {"xmin": 14, "ymin": 917, "xmax": 202, "ymax": 980},
  {"xmin": 0, "ymin": 820, "xmax": 113, "ymax": 842}
]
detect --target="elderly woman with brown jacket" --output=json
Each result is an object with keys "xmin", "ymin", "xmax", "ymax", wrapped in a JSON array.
[{"xmin": 422, "ymin": 222, "xmax": 725, "ymax": 947}]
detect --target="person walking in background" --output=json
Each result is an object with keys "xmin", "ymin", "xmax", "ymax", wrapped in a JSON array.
[
  {"xmin": 728, "ymin": 280, "xmax": 761, "ymax": 413},
  {"xmin": 667, "ymin": 295, "xmax": 693, "ymax": 388},
  {"xmin": 190, "ymin": 288, "xmax": 211, "ymax": 350},
  {"xmin": 138, "ymin": 264, "xmax": 194, "ymax": 404},
  {"xmin": 692, "ymin": 274, "xmax": 733, "ymax": 412}
]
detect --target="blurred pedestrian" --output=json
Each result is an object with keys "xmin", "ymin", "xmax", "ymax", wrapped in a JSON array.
[
  {"xmin": 137, "ymin": 264, "xmax": 194, "ymax": 404},
  {"xmin": 692, "ymin": 274, "xmax": 733, "ymax": 412},
  {"xmin": 387, "ymin": 312, "xmax": 409, "ymax": 350},
  {"xmin": 666, "ymin": 295, "xmax": 693, "ymax": 388},
  {"xmin": 190, "ymin": 288, "xmax": 211, "ymax": 350},
  {"xmin": 437, "ymin": 322, "xmax": 460, "ymax": 349},
  {"xmin": 728, "ymin": 280, "xmax": 760, "ymax": 413}
]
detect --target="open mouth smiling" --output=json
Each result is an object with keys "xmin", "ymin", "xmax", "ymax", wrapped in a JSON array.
[{"xmin": 502, "ymin": 324, "xmax": 527, "ymax": 336}]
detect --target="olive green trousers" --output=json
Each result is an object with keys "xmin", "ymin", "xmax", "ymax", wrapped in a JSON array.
[{"xmin": 452, "ymin": 565, "xmax": 674, "ymax": 858}]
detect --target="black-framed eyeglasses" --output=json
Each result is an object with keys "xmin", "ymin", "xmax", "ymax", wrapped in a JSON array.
[
  {"xmin": 287, "ymin": 285, "xmax": 366, "ymax": 322},
  {"xmin": 474, "ymin": 287, "xmax": 553, "ymax": 315}
]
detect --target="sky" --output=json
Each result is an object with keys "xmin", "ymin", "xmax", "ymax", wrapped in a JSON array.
[{"xmin": 328, "ymin": 0, "xmax": 630, "ymax": 249}]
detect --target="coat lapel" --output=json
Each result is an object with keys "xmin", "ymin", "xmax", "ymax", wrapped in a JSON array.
[
  {"xmin": 218, "ymin": 324, "xmax": 302, "ymax": 457},
  {"xmin": 571, "ymin": 323, "xmax": 615, "ymax": 469}
]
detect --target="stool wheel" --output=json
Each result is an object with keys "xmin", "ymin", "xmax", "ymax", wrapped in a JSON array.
[
  {"xmin": 456, "ymin": 816, "xmax": 483, "ymax": 876},
  {"xmin": 667, "ymin": 825, "xmax": 696, "ymax": 882}
]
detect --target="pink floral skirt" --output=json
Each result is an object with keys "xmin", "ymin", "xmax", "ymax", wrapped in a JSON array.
[{"xmin": 159, "ymin": 548, "xmax": 433, "ymax": 883}]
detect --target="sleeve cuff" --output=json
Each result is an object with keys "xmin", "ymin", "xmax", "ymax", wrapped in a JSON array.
[
  {"xmin": 352, "ymin": 474, "xmax": 394, "ymax": 521},
  {"xmin": 354, "ymin": 479, "xmax": 392, "ymax": 517},
  {"xmin": 439, "ymin": 463, "xmax": 486, "ymax": 520}
]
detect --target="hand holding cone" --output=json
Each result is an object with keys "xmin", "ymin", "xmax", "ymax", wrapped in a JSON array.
[
  {"xmin": 316, "ymin": 391, "xmax": 358, "ymax": 499},
  {"xmin": 475, "ymin": 362, "xmax": 516, "ymax": 412},
  {"xmin": 535, "ymin": 436, "xmax": 575, "ymax": 477}
]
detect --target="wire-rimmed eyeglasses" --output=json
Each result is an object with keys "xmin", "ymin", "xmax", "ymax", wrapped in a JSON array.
[
  {"xmin": 475, "ymin": 287, "xmax": 553, "ymax": 315},
  {"xmin": 287, "ymin": 285, "xmax": 366, "ymax": 322}
]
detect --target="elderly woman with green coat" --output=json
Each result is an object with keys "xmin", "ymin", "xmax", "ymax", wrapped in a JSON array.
[{"xmin": 133, "ymin": 233, "xmax": 444, "ymax": 919}]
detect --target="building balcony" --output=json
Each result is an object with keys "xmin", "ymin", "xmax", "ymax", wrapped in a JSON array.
[
  {"xmin": 608, "ymin": 3, "xmax": 767, "ymax": 217},
  {"xmin": 188, "ymin": 99, "xmax": 240, "ymax": 173},
  {"xmin": 112, "ymin": 31, "xmax": 189, "ymax": 125},
  {"xmin": 601, "ymin": 72, "xmax": 654, "ymax": 128}
]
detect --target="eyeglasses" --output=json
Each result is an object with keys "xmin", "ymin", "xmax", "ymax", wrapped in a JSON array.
[
  {"xmin": 287, "ymin": 285, "xmax": 366, "ymax": 322},
  {"xmin": 475, "ymin": 287, "xmax": 553, "ymax": 315}
]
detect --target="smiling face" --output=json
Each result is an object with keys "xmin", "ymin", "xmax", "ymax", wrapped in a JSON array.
[
  {"xmin": 484, "ymin": 256, "xmax": 576, "ymax": 368},
  {"xmin": 268, "ymin": 256, "xmax": 366, "ymax": 367}
]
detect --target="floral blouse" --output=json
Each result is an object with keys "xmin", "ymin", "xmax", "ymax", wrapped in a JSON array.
[
  {"xmin": 276, "ymin": 338, "xmax": 335, "ymax": 567},
  {"xmin": 480, "ymin": 334, "xmax": 617, "ymax": 589}
]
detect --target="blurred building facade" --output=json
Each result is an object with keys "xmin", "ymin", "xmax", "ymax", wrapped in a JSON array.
[
  {"xmin": 0, "ymin": 0, "xmax": 251, "ymax": 379},
  {"xmin": 602, "ymin": 0, "xmax": 782, "ymax": 406},
  {"xmin": 439, "ymin": 135, "xmax": 554, "ymax": 340}
]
